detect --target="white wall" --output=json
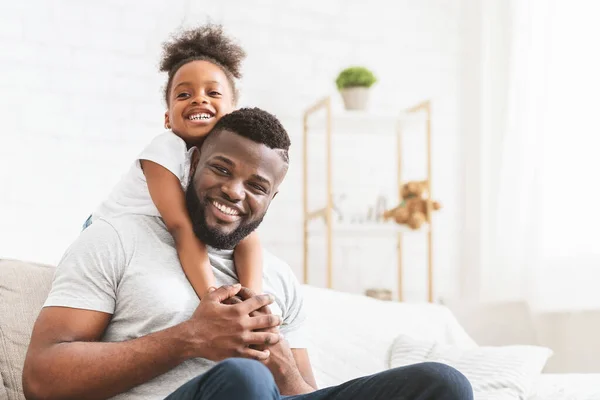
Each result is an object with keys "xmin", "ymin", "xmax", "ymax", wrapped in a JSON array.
[{"xmin": 0, "ymin": 0, "xmax": 475, "ymax": 302}]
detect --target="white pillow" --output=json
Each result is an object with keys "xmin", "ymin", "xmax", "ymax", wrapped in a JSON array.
[
  {"xmin": 300, "ymin": 285, "xmax": 477, "ymax": 388},
  {"xmin": 388, "ymin": 334, "xmax": 553, "ymax": 400}
]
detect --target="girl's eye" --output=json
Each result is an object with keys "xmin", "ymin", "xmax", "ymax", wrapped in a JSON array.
[
  {"xmin": 210, "ymin": 91, "xmax": 222, "ymax": 96},
  {"xmin": 177, "ymin": 92, "xmax": 190, "ymax": 99}
]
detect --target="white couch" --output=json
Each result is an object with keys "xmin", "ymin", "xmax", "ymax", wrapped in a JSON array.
[
  {"xmin": 1, "ymin": 259, "xmax": 599, "ymax": 400},
  {"xmin": 299, "ymin": 285, "xmax": 600, "ymax": 399}
]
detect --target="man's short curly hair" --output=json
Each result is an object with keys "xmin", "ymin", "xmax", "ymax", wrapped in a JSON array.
[
  {"xmin": 159, "ymin": 23, "xmax": 246, "ymax": 105},
  {"xmin": 210, "ymin": 107, "xmax": 291, "ymax": 163}
]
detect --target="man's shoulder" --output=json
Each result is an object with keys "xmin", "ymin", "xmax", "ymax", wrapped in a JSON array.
[
  {"xmin": 262, "ymin": 249, "xmax": 290, "ymax": 271},
  {"xmin": 261, "ymin": 249, "xmax": 300, "ymax": 287},
  {"xmin": 91, "ymin": 215, "xmax": 170, "ymax": 246},
  {"xmin": 95, "ymin": 214, "xmax": 163, "ymax": 229}
]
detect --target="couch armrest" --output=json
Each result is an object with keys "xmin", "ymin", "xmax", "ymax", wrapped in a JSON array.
[{"xmin": 0, "ymin": 370, "xmax": 9, "ymax": 400}]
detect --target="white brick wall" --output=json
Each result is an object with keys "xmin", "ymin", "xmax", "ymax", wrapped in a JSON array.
[{"xmin": 0, "ymin": 0, "xmax": 475, "ymax": 302}]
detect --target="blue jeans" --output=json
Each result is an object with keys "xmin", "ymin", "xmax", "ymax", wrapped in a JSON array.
[{"xmin": 164, "ymin": 358, "xmax": 473, "ymax": 400}]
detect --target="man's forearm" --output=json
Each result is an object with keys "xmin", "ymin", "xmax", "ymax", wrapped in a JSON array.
[{"xmin": 24, "ymin": 323, "xmax": 193, "ymax": 400}]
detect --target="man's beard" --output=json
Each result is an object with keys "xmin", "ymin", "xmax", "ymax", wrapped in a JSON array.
[{"xmin": 185, "ymin": 180, "xmax": 264, "ymax": 250}]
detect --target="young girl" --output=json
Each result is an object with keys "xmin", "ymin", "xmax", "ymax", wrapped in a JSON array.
[{"xmin": 85, "ymin": 24, "xmax": 263, "ymax": 299}]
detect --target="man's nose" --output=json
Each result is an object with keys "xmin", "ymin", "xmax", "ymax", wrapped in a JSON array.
[{"xmin": 221, "ymin": 180, "xmax": 245, "ymax": 202}]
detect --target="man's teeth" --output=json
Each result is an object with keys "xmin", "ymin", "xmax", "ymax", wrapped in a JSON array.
[
  {"xmin": 212, "ymin": 201, "xmax": 239, "ymax": 216},
  {"xmin": 189, "ymin": 113, "xmax": 212, "ymax": 120}
]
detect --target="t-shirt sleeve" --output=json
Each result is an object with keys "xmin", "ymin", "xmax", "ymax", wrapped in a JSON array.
[
  {"xmin": 137, "ymin": 132, "xmax": 190, "ymax": 184},
  {"xmin": 280, "ymin": 270, "xmax": 310, "ymax": 349},
  {"xmin": 43, "ymin": 220, "xmax": 127, "ymax": 314}
]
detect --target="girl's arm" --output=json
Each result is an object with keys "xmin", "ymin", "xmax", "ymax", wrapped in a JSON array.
[
  {"xmin": 234, "ymin": 231, "xmax": 263, "ymax": 294},
  {"xmin": 140, "ymin": 159, "xmax": 215, "ymax": 299}
]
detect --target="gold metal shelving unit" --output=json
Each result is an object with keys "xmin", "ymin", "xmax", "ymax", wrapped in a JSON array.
[{"xmin": 302, "ymin": 97, "xmax": 435, "ymax": 302}]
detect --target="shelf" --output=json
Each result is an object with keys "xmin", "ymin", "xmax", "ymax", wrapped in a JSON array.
[
  {"xmin": 302, "ymin": 96, "xmax": 435, "ymax": 302},
  {"xmin": 307, "ymin": 221, "xmax": 429, "ymax": 238},
  {"xmin": 305, "ymin": 109, "xmax": 428, "ymax": 132}
]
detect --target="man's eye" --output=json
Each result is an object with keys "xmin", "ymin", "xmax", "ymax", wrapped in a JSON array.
[
  {"xmin": 250, "ymin": 183, "xmax": 267, "ymax": 193},
  {"xmin": 212, "ymin": 165, "xmax": 229, "ymax": 175}
]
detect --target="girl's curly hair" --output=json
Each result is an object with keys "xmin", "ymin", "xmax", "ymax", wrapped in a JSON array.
[{"xmin": 159, "ymin": 24, "xmax": 246, "ymax": 105}]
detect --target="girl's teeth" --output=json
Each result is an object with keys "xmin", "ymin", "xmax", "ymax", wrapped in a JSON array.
[{"xmin": 189, "ymin": 113, "xmax": 212, "ymax": 120}]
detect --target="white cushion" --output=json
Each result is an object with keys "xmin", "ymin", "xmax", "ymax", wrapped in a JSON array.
[
  {"xmin": 299, "ymin": 285, "xmax": 477, "ymax": 388},
  {"xmin": 388, "ymin": 334, "xmax": 553, "ymax": 400},
  {"xmin": 528, "ymin": 373, "xmax": 600, "ymax": 399}
]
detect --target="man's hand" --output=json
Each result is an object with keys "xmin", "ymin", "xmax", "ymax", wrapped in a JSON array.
[
  {"xmin": 181, "ymin": 284, "xmax": 283, "ymax": 362},
  {"xmin": 234, "ymin": 288, "xmax": 315, "ymax": 396},
  {"xmin": 220, "ymin": 287, "xmax": 279, "ymax": 351}
]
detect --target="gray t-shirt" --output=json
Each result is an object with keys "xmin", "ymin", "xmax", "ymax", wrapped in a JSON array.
[{"xmin": 43, "ymin": 214, "xmax": 308, "ymax": 400}]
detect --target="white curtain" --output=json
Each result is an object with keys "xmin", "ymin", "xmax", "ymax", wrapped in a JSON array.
[{"xmin": 484, "ymin": 0, "xmax": 600, "ymax": 311}]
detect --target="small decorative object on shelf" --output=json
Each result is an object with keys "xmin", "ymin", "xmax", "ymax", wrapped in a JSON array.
[
  {"xmin": 335, "ymin": 66, "xmax": 377, "ymax": 111},
  {"xmin": 383, "ymin": 180, "xmax": 442, "ymax": 230},
  {"xmin": 365, "ymin": 288, "xmax": 392, "ymax": 301},
  {"xmin": 302, "ymin": 97, "xmax": 436, "ymax": 303}
]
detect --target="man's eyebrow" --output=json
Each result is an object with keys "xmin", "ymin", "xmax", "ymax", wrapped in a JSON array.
[
  {"xmin": 251, "ymin": 174, "xmax": 271, "ymax": 185},
  {"xmin": 212, "ymin": 155, "xmax": 234, "ymax": 166}
]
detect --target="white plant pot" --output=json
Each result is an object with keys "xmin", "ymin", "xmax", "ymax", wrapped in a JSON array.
[{"xmin": 340, "ymin": 87, "xmax": 370, "ymax": 110}]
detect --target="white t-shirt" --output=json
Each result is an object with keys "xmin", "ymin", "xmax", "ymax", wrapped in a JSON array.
[
  {"xmin": 91, "ymin": 131, "xmax": 193, "ymax": 221},
  {"xmin": 43, "ymin": 214, "xmax": 308, "ymax": 400}
]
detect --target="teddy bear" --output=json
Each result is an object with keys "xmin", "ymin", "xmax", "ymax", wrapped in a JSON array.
[{"xmin": 382, "ymin": 180, "xmax": 441, "ymax": 229}]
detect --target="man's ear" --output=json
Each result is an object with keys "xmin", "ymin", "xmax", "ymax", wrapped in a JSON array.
[
  {"xmin": 190, "ymin": 147, "xmax": 200, "ymax": 173},
  {"xmin": 188, "ymin": 147, "xmax": 200, "ymax": 184}
]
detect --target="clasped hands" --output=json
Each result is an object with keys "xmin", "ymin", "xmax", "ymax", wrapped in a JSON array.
[{"xmin": 186, "ymin": 283, "xmax": 295, "ymax": 379}]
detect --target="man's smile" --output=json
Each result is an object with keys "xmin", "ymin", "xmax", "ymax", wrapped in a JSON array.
[{"xmin": 209, "ymin": 199, "xmax": 243, "ymax": 222}]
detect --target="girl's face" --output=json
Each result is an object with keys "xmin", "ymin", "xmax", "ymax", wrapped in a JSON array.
[{"xmin": 164, "ymin": 60, "xmax": 235, "ymax": 146}]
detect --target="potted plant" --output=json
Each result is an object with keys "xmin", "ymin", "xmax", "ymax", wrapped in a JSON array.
[{"xmin": 335, "ymin": 66, "xmax": 377, "ymax": 110}]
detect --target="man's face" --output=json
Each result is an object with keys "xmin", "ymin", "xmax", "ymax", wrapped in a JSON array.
[{"xmin": 186, "ymin": 129, "xmax": 288, "ymax": 249}]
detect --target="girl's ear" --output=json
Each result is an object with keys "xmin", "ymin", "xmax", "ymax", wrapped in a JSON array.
[{"xmin": 164, "ymin": 111, "xmax": 171, "ymax": 130}]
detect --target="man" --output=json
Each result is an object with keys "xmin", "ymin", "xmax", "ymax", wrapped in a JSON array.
[{"xmin": 23, "ymin": 108, "xmax": 473, "ymax": 400}]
